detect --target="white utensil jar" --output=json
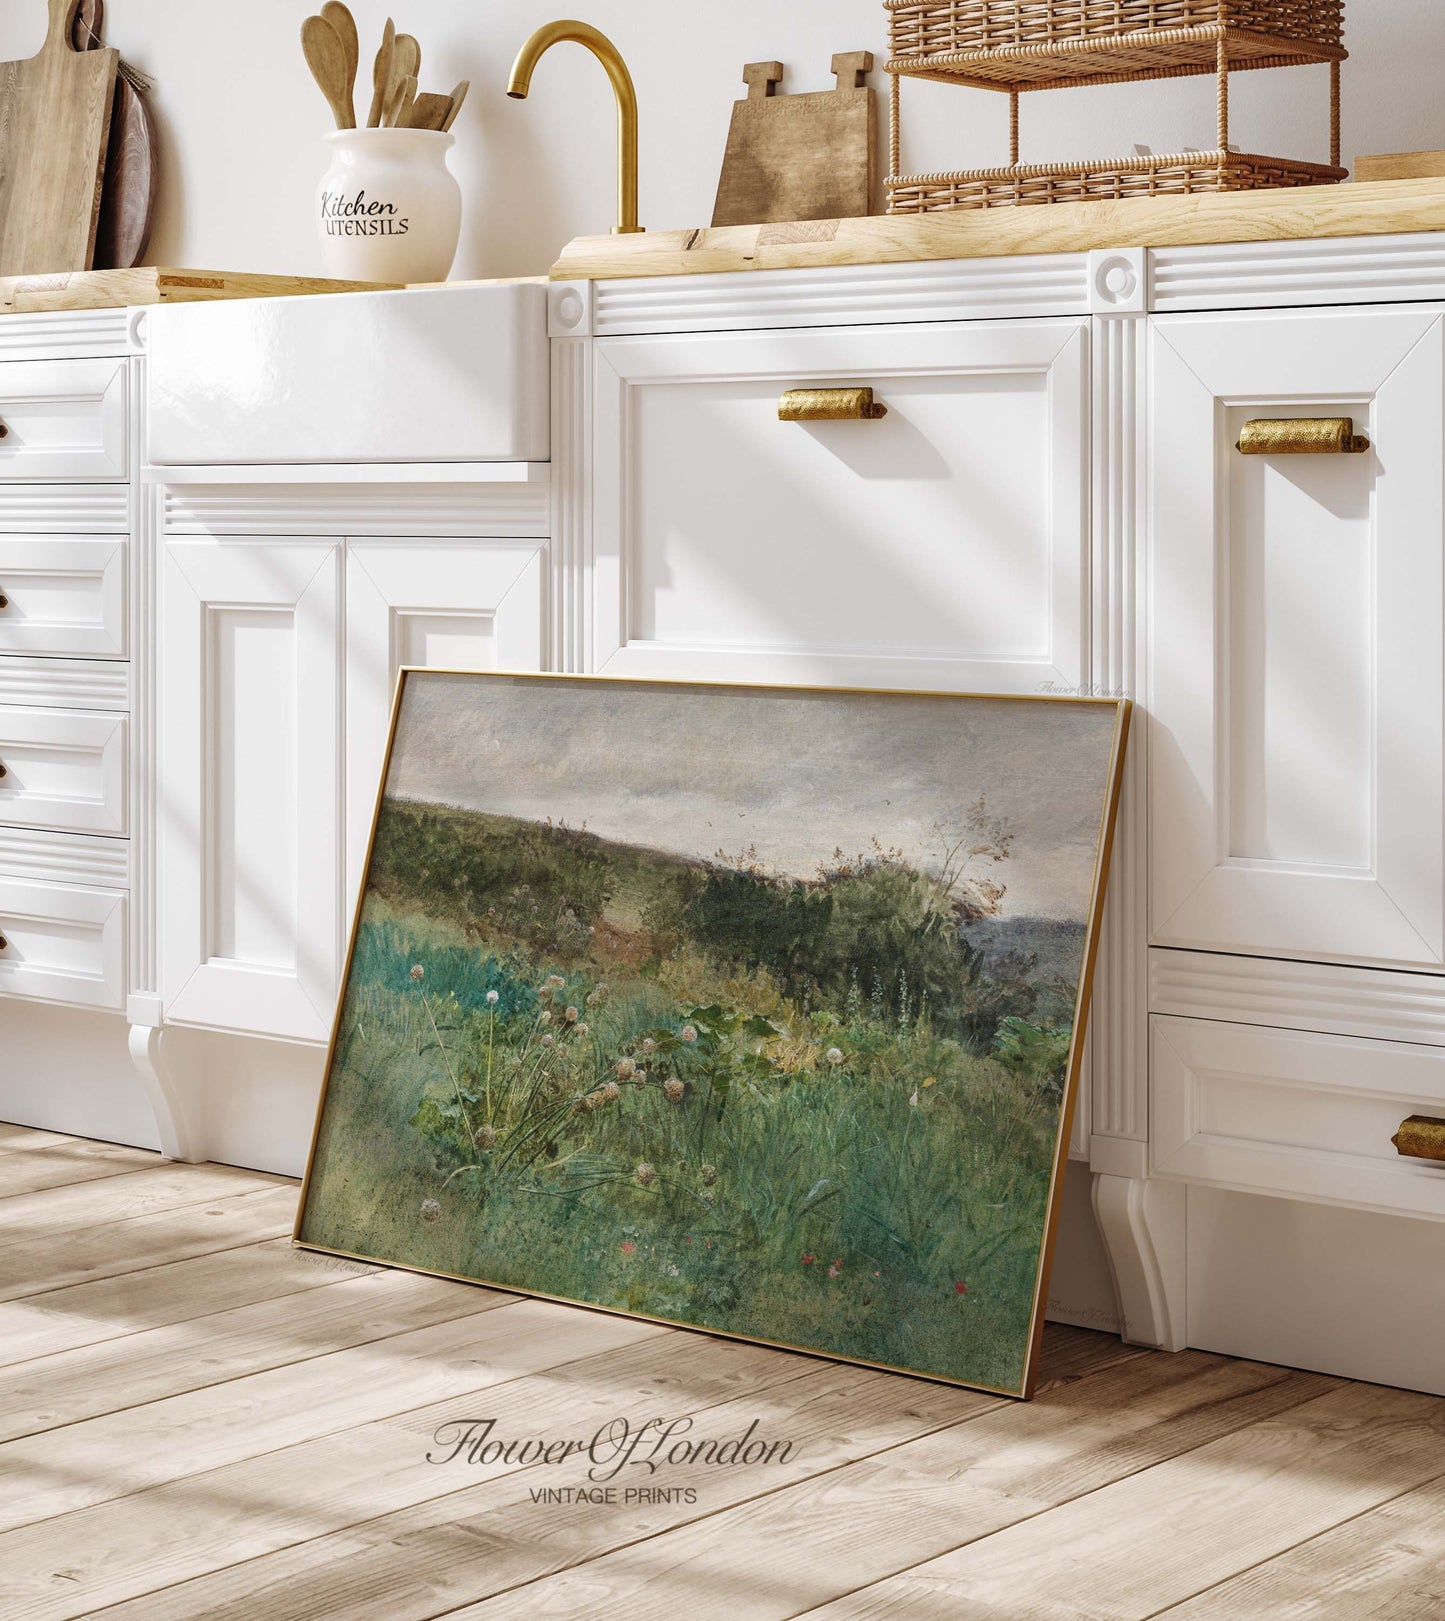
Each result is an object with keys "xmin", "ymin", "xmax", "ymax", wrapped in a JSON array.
[{"xmin": 317, "ymin": 128, "xmax": 463, "ymax": 283}]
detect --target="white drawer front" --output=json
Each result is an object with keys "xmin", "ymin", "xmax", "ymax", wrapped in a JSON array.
[
  {"xmin": 0, "ymin": 876, "xmax": 125, "ymax": 1011},
  {"xmin": 0, "ymin": 359, "xmax": 128, "ymax": 481},
  {"xmin": 1152, "ymin": 1014, "xmax": 1445, "ymax": 1219},
  {"xmin": 147, "ymin": 285, "xmax": 548, "ymax": 466},
  {"xmin": 0, "ymin": 537, "xmax": 127, "ymax": 658},
  {"xmin": 594, "ymin": 319, "xmax": 1089, "ymax": 694},
  {"xmin": 0, "ymin": 707, "xmax": 128, "ymax": 835}
]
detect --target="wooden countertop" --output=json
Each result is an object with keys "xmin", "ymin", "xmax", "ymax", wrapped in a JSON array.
[
  {"xmin": 0, "ymin": 267, "xmax": 400, "ymax": 314},
  {"xmin": 549, "ymin": 176, "xmax": 1445, "ymax": 281}
]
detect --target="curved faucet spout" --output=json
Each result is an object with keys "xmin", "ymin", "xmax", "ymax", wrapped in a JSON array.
[{"xmin": 507, "ymin": 19, "xmax": 643, "ymax": 236}]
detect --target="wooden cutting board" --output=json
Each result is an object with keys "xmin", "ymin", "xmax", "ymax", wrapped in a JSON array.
[
  {"xmin": 71, "ymin": 0, "xmax": 159, "ymax": 270},
  {"xmin": 0, "ymin": 0, "xmax": 120, "ymax": 275},
  {"xmin": 712, "ymin": 53, "xmax": 876, "ymax": 228}
]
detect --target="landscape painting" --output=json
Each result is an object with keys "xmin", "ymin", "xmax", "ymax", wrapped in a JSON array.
[{"xmin": 297, "ymin": 674, "xmax": 1130, "ymax": 1396}]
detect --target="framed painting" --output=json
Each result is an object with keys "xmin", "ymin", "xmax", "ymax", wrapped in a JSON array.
[{"xmin": 296, "ymin": 673, "xmax": 1130, "ymax": 1398}]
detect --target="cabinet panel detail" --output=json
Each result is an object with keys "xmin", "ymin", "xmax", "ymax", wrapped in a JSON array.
[
  {"xmin": 160, "ymin": 540, "xmax": 340, "ymax": 1043},
  {"xmin": 1150, "ymin": 308, "xmax": 1445, "ymax": 970},
  {"xmin": 0, "ymin": 705, "xmax": 127, "ymax": 835},
  {"xmin": 0, "ymin": 358, "xmax": 128, "ymax": 482},
  {"xmin": 595, "ymin": 320, "xmax": 1089, "ymax": 693},
  {"xmin": 345, "ymin": 541, "xmax": 547, "ymax": 905},
  {"xmin": 0, "ymin": 876, "xmax": 125, "ymax": 1011},
  {"xmin": 1152, "ymin": 1014, "xmax": 1445, "ymax": 1220},
  {"xmin": 0, "ymin": 537, "xmax": 127, "ymax": 658}
]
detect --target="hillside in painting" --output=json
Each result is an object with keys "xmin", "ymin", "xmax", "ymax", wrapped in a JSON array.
[{"xmin": 301, "ymin": 792, "xmax": 1088, "ymax": 1391}]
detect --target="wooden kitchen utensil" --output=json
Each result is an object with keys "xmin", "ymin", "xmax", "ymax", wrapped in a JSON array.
[
  {"xmin": 301, "ymin": 12, "xmax": 356, "ymax": 130},
  {"xmin": 393, "ymin": 32, "xmax": 421, "ymax": 89},
  {"xmin": 366, "ymin": 17, "xmax": 396, "ymax": 127},
  {"xmin": 384, "ymin": 73, "xmax": 417, "ymax": 129},
  {"xmin": 0, "ymin": 0, "xmax": 121, "ymax": 275},
  {"xmin": 404, "ymin": 91, "xmax": 452, "ymax": 131},
  {"xmin": 320, "ymin": 1, "xmax": 359, "ymax": 127},
  {"xmin": 72, "ymin": 0, "xmax": 159, "ymax": 272},
  {"xmin": 441, "ymin": 80, "xmax": 470, "ymax": 132},
  {"xmin": 712, "ymin": 53, "xmax": 876, "ymax": 228}
]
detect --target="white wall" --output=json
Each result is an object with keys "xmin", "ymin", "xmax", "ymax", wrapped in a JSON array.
[{"xmin": 2, "ymin": 2, "xmax": 1442, "ymax": 281}]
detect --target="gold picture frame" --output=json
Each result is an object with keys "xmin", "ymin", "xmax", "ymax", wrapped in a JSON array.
[{"xmin": 295, "ymin": 670, "xmax": 1131, "ymax": 1399}]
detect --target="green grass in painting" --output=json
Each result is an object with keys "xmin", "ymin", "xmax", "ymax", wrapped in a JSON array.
[{"xmin": 300, "ymin": 800, "xmax": 1084, "ymax": 1391}]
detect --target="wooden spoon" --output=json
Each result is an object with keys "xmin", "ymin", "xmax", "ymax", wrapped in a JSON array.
[
  {"xmin": 301, "ymin": 13, "xmax": 355, "ymax": 130},
  {"xmin": 393, "ymin": 32, "xmax": 421, "ymax": 94},
  {"xmin": 385, "ymin": 73, "xmax": 417, "ymax": 129},
  {"xmin": 441, "ymin": 80, "xmax": 470, "ymax": 132},
  {"xmin": 319, "ymin": 1, "xmax": 359, "ymax": 128},
  {"xmin": 366, "ymin": 17, "xmax": 395, "ymax": 128}
]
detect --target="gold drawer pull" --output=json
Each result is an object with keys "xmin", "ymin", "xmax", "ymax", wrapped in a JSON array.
[
  {"xmin": 0, "ymin": 422, "xmax": 8, "ymax": 440},
  {"xmin": 779, "ymin": 387, "xmax": 888, "ymax": 423},
  {"xmin": 1237, "ymin": 418, "xmax": 1370, "ymax": 456},
  {"xmin": 1392, "ymin": 1116, "xmax": 1445, "ymax": 1164},
  {"xmin": 0, "ymin": 592, "xmax": 8, "ymax": 610},
  {"xmin": 0, "ymin": 934, "xmax": 7, "ymax": 951}
]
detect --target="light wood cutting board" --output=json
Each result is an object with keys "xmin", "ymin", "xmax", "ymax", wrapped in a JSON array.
[
  {"xmin": 0, "ymin": 0, "xmax": 120, "ymax": 275},
  {"xmin": 712, "ymin": 53, "xmax": 876, "ymax": 228}
]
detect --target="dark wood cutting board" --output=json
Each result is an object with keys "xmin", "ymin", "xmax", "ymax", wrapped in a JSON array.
[
  {"xmin": 72, "ymin": 0, "xmax": 159, "ymax": 270},
  {"xmin": 712, "ymin": 53, "xmax": 876, "ymax": 228},
  {"xmin": 0, "ymin": 0, "xmax": 120, "ymax": 275}
]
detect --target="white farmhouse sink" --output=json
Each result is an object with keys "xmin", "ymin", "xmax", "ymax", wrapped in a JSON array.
[{"xmin": 146, "ymin": 283, "xmax": 549, "ymax": 466}]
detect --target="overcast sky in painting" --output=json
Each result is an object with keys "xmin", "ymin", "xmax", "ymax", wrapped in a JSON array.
[{"xmin": 382, "ymin": 676, "xmax": 1122, "ymax": 920}]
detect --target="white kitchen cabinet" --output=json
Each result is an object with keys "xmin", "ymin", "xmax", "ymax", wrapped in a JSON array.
[
  {"xmin": 0, "ymin": 536, "xmax": 127, "ymax": 658},
  {"xmin": 0, "ymin": 704, "xmax": 128, "ymax": 835},
  {"xmin": 159, "ymin": 539, "xmax": 342, "ymax": 1044},
  {"xmin": 0, "ymin": 874, "xmax": 126, "ymax": 1012},
  {"xmin": 0, "ymin": 358, "xmax": 128, "ymax": 481},
  {"xmin": 592, "ymin": 319, "xmax": 1089, "ymax": 694},
  {"xmin": 344, "ymin": 539, "xmax": 548, "ymax": 904},
  {"xmin": 1152, "ymin": 1014, "xmax": 1445, "ymax": 1220},
  {"xmin": 1150, "ymin": 308, "xmax": 1445, "ymax": 971}
]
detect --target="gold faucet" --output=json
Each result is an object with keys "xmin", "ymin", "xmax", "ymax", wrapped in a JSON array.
[{"xmin": 507, "ymin": 20, "xmax": 643, "ymax": 236}]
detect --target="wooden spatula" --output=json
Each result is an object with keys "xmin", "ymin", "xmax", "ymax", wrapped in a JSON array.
[
  {"xmin": 301, "ymin": 13, "xmax": 355, "ymax": 130},
  {"xmin": 366, "ymin": 17, "xmax": 395, "ymax": 128},
  {"xmin": 404, "ymin": 92, "xmax": 452, "ymax": 131},
  {"xmin": 441, "ymin": 80, "xmax": 470, "ymax": 132},
  {"xmin": 319, "ymin": 1, "xmax": 358, "ymax": 127},
  {"xmin": 0, "ymin": 0, "xmax": 120, "ymax": 274}
]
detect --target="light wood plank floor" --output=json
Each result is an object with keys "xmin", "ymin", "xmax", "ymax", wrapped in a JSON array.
[{"xmin": 0, "ymin": 1127, "xmax": 1441, "ymax": 1620}]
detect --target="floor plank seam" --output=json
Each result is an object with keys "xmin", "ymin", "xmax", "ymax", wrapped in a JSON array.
[
  {"xmin": 1138, "ymin": 1463, "xmax": 1445, "ymax": 1620},
  {"xmin": 757, "ymin": 1369, "xmax": 1358, "ymax": 1621}
]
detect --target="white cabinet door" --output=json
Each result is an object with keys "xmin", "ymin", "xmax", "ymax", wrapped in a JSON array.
[
  {"xmin": 1151, "ymin": 308, "xmax": 1445, "ymax": 970},
  {"xmin": 344, "ymin": 540, "xmax": 547, "ymax": 904},
  {"xmin": 593, "ymin": 320, "xmax": 1089, "ymax": 693},
  {"xmin": 160, "ymin": 539, "xmax": 341, "ymax": 1043}
]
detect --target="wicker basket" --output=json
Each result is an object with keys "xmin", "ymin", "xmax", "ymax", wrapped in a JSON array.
[
  {"xmin": 885, "ymin": 0, "xmax": 1347, "ymax": 213},
  {"xmin": 887, "ymin": 0, "xmax": 1345, "ymax": 85},
  {"xmin": 889, "ymin": 149, "xmax": 1344, "ymax": 212}
]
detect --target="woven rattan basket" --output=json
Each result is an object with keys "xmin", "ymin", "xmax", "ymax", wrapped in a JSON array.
[{"xmin": 885, "ymin": 0, "xmax": 1348, "ymax": 212}]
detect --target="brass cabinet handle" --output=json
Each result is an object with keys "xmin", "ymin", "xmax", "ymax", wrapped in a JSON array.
[
  {"xmin": 0, "ymin": 422, "xmax": 9, "ymax": 439},
  {"xmin": 1237, "ymin": 418, "xmax": 1370, "ymax": 456},
  {"xmin": 779, "ymin": 387, "xmax": 888, "ymax": 423},
  {"xmin": 0, "ymin": 760, "xmax": 7, "ymax": 778},
  {"xmin": 1392, "ymin": 1116, "xmax": 1445, "ymax": 1163},
  {"xmin": 0, "ymin": 934, "xmax": 7, "ymax": 951},
  {"xmin": 0, "ymin": 592, "xmax": 8, "ymax": 610}
]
